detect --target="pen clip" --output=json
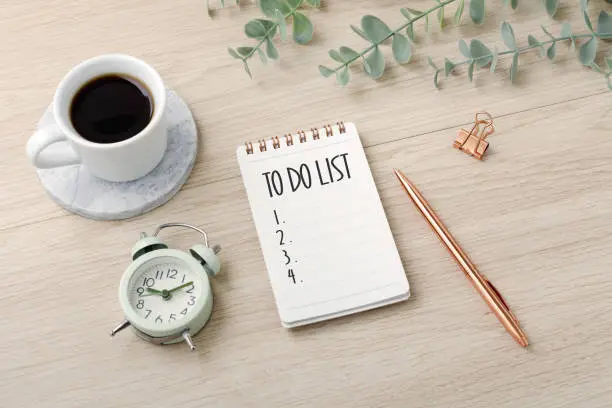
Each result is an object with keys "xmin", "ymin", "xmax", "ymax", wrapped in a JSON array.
[{"xmin": 484, "ymin": 278, "xmax": 519, "ymax": 325}]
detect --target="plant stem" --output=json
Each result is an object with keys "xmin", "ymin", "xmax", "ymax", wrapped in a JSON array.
[{"xmin": 331, "ymin": 0, "xmax": 457, "ymax": 73}]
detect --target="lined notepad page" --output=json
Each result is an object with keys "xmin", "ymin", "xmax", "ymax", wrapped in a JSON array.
[{"xmin": 237, "ymin": 123, "xmax": 409, "ymax": 327}]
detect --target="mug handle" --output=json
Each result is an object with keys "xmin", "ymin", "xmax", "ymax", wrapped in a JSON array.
[{"xmin": 26, "ymin": 125, "xmax": 81, "ymax": 168}]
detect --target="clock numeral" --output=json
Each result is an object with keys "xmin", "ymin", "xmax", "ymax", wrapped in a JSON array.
[
  {"xmin": 187, "ymin": 296, "xmax": 196, "ymax": 306},
  {"xmin": 136, "ymin": 300, "xmax": 144, "ymax": 309},
  {"xmin": 186, "ymin": 284, "xmax": 194, "ymax": 294},
  {"xmin": 167, "ymin": 269, "xmax": 178, "ymax": 279},
  {"xmin": 143, "ymin": 277, "xmax": 154, "ymax": 287},
  {"xmin": 155, "ymin": 315, "xmax": 163, "ymax": 324},
  {"xmin": 155, "ymin": 270, "xmax": 163, "ymax": 280},
  {"xmin": 169, "ymin": 314, "xmax": 177, "ymax": 321},
  {"xmin": 136, "ymin": 287, "xmax": 144, "ymax": 297},
  {"xmin": 182, "ymin": 274, "xmax": 186, "ymax": 283},
  {"xmin": 145, "ymin": 309, "xmax": 152, "ymax": 319},
  {"xmin": 180, "ymin": 308, "xmax": 188, "ymax": 315}
]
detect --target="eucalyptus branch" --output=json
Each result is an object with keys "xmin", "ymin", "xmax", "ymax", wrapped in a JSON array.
[
  {"xmin": 228, "ymin": 0, "xmax": 320, "ymax": 77},
  {"xmin": 318, "ymin": 0, "xmax": 549, "ymax": 86},
  {"xmin": 430, "ymin": 3, "xmax": 612, "ymax": 90}
]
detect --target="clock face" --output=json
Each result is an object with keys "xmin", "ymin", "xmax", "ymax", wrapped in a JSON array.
[{"xmin": 127, "ymin": 259, "xmax": 203, "ymax": 328}]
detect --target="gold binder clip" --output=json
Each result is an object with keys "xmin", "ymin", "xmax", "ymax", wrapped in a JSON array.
[{"xmin": 453, "ymin": 112, "xmax": 495, "ymax": 160}]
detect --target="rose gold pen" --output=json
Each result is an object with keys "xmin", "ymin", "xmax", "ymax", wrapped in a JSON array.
[{"xmin": 393, "ymin": 168, "xmax": 529, "ymax": 347}]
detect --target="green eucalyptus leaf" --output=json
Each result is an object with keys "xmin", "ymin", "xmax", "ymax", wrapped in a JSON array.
[
  {"xmin": 490, "ymin": 46, "xmax": 499, "ymax": 72},
  {"xmin": 363, "ymin": 46, "xmax": 385, "ymax": 79},
  {"xmin": 606, "ymin": 57, "xmax": 612, "ymax": 70},
  {"xmin": 237, "ymin": 46, "xmax": 255, "ymax": 57},
  {"xmin": 470, "ymin": 39, "xmax": 492, "ymax": 67},
  {"xmin": 351, "ymin": 25, "xmax": 370, "ymax": 41},
  {"xmin": 598, "ymin": 11, "xmax": 612, "ymax": 35},
  {"xmin": 361, "ymin": 15, "xmax": 392, "ymax": 43},
  {"xmin": 434, "ymin": 69, "xmax": 441, "ymax": 89},
  {"xmin": 510, "ymin": 52, "xmax": 519, "ymax": 83},
  {"xmin": 243, "ymin": 60, "xmax": 252, "ymax": 78},
  {"xmin": 406, "ymin": 23, "xmax": 415, "ymax": 41},
  {"xmin": 275, "ymin": 10, "xmax": 288, "ymax": 41},
  {"xmin": 260, "ymin": 0, "xmax": 291, "ymax": 18},
  {"xmin": 544, "ymin": 0, "xmax": 559, "ymax": 18},
  {"xmin": 339, "ymin": 46, "xmax": 360, "ymax": 62},
  {"xmin": 528, "ymin": 34, "xmax": 545, "ymax": 57},
  {"xmin": 454, "ymin": 0, "xmax": 465, "ymax": 25},
  {"xmin": 392, "ymin": 33, "xmax": 412, "ymax": 64},
  {"xmin": 583, "ymin": 8, "xmax": 594, "ymax": 33},
  {"xmin": 336, "ymin": 66, "xmax": 350, "ymax": 85},
  {"xmin": 245, "ymin": 20, "xmax": 267, "ymax": 39},
  {"xmin": 469, "ymin": 0, "xmax": 485, "ymax": 25},
  {"xmin": 228, "ymin": 47, "xmax": 243, "ymax": 60},
  {"xmin": 511, "ymin": 0, "xmax": 519, "ymax": 10},
  {"xmin": 319, "ymin": 65, "xmax": 334, "ymax": 77},
  {"xmin": 306, "ymin": 0, "xmax": 320, "ymax": 7},
  {"xmin": 329, "ymin": 49, "xmax": 344, "ymax": 63},
  {"xmin": 607, "ymin": 74, "xmax": 612, "ymax": 92},
  {"xmin": 405, "ymin": 8, "xmax": 423, "ymax": 16},
  {"xmin": 561, "ymin": 22, "xmax": 575, "ymax": 50},
  {"xmin": 257, "ymin": 48, "xmax": 268, "ymax": 65},
  {"xmin": 501, "ymin": 21, "xmax": 516, "ymax": 50},
  {"xmin": 560, "ymin": 22, "xmax": 572, "ymax": 38},
  {"xmin": 444, "ymin": 58, "xmax": 455, "ymax": 77},
  {"xmin": 265, "ymin": 39, "xmax": 279, "ymax": 59},
  {"xmin": 579, "ymin": 36, "xmax": 597, "ymax": 65},
  {"xmin": 547, "ymin": 42, "xmax": 557, "ymax": 59},
  {"xmin": 293, "ymin": 12, "xmax": 314, "ymax": 44},
  {"xmin": 468, "ymin": 60, "xmax": 475, "ymax": 82},
  {"xmin": 437, "ymin": 6, "xmax": 445, "ymax": 29},
  {"xmin": 400, "ymin": 8, "xmax": 412, "ymax": 20},
  {"xmin": 259, "ymin": 0, "xmax": 278, "ymax": 17},
  {"xmin": 427, "ymin": 56, "xmax": 438, "ymax": 70},
  {"xmin": 458, "ymin": 39, "xmax": 471, "ymax": 58}
]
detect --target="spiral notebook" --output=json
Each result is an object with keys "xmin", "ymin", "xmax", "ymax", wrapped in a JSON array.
[{"xmin": 236, "ymin": 122, "xmax": 410, "ymax": 327}]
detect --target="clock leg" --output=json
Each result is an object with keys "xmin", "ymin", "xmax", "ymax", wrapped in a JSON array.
[
  {"xmin": 182, "ymin": 330, "xmax": 196, "ymax": 351},
  {"xmin": 110, "ymin": 320, "xmax": 131, "ymax": 336}
]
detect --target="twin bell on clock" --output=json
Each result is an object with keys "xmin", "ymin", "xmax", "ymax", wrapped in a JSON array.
[{"xmin": 111, "ymin": 223, "xmax": 222, "ymax": 351}]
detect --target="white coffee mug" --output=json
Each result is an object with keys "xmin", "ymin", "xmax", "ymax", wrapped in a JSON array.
[{"xmin": 26, "ymin": 54, "xmax": 167, "ymax": 182}]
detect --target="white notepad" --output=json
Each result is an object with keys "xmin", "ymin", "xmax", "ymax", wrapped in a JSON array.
[{"xmin": 236, "ymin": 122, "xmax": 410, "ymax": 327}]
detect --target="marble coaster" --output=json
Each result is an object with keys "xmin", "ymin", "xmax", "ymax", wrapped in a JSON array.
[{"xmin": 35, "ymin": 88, "xmax": 198, "ymax": 221}]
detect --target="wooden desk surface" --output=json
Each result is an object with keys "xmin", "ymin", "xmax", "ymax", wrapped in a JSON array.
[{"xmin": 1, "ymin": 1, "xmax": 611, "ymax": 407}]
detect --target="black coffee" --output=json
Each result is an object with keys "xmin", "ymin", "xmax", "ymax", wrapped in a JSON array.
[{"xmin": 70, "ymin": 74, "xmax": 153, "ymax": 144}]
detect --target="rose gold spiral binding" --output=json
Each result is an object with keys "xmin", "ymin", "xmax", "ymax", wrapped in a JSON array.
[
  {"xmin": 272, "ymin": 136, "xmax": 280, "ymax": 149},
  {"xmin": 298, "ymin": 130, "xmax": 307, "ymax": 143},
  {"xmin": 285, "ymin": 133, "xmax": 293, "ymax": 146},
  {"xmin": 311, "ymin": 128, "xmax": 320, "ymax": 140},
  {"xmin": 258, "ymin": 139, "xmax": 267, "ymax": 152},
  {"xmin": 245, "ymin": 122, "xmax": 347, "ymax": 154},
  {"xmin": 324, "ymin": 124, "xmax": 333, "ymax": 136}
]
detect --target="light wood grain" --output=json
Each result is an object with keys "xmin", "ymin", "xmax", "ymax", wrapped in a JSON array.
[{"xmin": 1, "ymin": 1, "xmax": 611, "ymax": 407}]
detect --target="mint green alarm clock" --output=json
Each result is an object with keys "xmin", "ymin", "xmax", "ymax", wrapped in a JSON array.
[{"xmin": 110, "ymin": 223, "xmax": 221, "ymax": 351}]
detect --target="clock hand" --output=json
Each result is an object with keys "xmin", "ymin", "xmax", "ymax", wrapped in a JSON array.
[
  {"xmin": 146, "ymin": 287, "xmax": 163, "ymax": 295},
  {"xmin": 168, "ymin": 281, "xmax": 194, "ymax": 293}
]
